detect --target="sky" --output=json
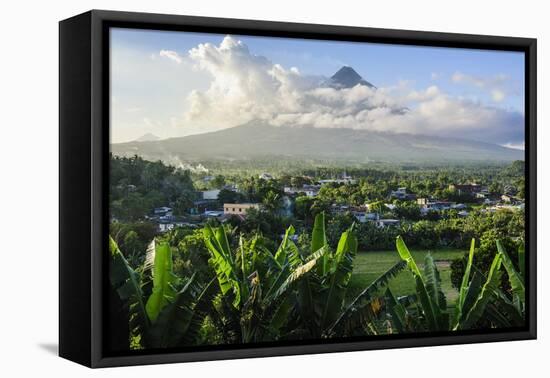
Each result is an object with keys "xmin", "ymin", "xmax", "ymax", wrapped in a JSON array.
[{"xmin": 110, "ymin": 28, "xmax": 525, "ymax": 149}]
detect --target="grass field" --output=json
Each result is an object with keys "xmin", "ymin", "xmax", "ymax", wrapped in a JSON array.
[{"xmin": 347, "ymin": 248, "xmax": 465, "ymax": 307}]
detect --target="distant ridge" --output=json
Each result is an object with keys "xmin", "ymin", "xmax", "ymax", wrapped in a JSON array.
[{"xmin": 111, "ymin": 122, "xmax": 523, "ymax": 164}]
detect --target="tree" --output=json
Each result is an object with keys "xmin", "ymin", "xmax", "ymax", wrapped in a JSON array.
[
  {"xmin": 217, "ymin": 188, "xmax": 245, "ymax": 205},
  {"xmin": 294, "ymin": 195, "xmax": 314, "ymax": 223}
]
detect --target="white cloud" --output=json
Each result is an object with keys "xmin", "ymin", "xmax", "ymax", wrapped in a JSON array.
[
  {"xmin": 159, "ymin": 49, "xmax": 183, "ymax": 64},
  {"xmin": 451, "ymin": 71, "xmax": 511, "ymax": 102},
  {"xmin": 176, "ymin": 36, "xmax": 524, "ymax": 145},
  {"xmin": 501, "ymin": 142, "xmax": 525, "ymax": 151}
]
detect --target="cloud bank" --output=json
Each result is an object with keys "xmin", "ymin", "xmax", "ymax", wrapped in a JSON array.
[{"xmin": 171, "ymin": 36, "xmax": 524, "ymax": 147}]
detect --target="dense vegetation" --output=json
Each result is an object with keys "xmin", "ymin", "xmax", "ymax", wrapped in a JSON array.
[
  {"xmin": 109, "ymin": 214, "xmax": 525, "ymax": 351},
  {"xmin": 108, "ymin": 155, "xmax": 526, "ymax": 351}
]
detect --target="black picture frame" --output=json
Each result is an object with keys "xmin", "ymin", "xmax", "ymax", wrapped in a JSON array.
[{"xmin": 59, "ymin": 9, "xmax": 537, "ymax": 368}]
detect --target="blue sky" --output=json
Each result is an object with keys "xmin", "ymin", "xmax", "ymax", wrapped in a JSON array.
[{"xmin": 110, "ymin": 28, "xmax": 525, "ymax": 148}]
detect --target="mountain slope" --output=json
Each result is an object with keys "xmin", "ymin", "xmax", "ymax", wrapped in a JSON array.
[
  {"xmin": 111, "ymin": 122, "xmax": 523, "ymax": 164},
  {"xmin": 323, "ymin": 66, "xmax": 376, "ymax": 89}
]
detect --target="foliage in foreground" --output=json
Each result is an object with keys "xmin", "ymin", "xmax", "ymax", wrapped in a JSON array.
[
  {"xmin": 387, "ymin": 237, "xmax": 526, "ymax": 333},
  {"xmin": 109, "ymin": 214, "xmax": 526, "ymax": 349}
]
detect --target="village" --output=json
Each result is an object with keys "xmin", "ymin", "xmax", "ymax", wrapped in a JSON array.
[{"xmin": 148, "ymin": 173, "xmax": 525, "ymax": 233}]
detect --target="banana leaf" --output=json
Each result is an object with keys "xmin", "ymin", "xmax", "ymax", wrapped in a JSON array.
[
  {"xmin": 455, "ymin": 239, "xmax": 476, "ymax": 322},
  {"xmin": 204, "ymin": 224, "xmax": 242, "ymax": 308},
  {"xmin": 518, "ymin": 244, "xmax": 525, "ymax": 279},
  {"xmin": 274, "ymin": 225, "xmax": 296, "ymax": 266},
  {"xmin": 320, "ymin": 228, "xmax": 357, "ymax": 330},
  {"xmin": 267, "ymin": 246, "xmax": 327, "ymax": 302},
  {"xmin": 458, "ymin": 253, "xmax": 502, "ymax": 330},
  {"xmin": 109, "ymin": 236, "xmax": 149, "ymax": 336},
  {"xmin": 329, "ymin": 260, "xmax": 406, "ymax": 333},
  {"xmin": 497, "ymin": 241, "xmax": 525, "ymax": 303},
  {"xmin": 396, "ymin": 236, "xmax": 439, "ymax": 331},
  {"xmin": 145, "ymin": 241, "xmax": 178, "ymax": 322},
  {"xmin": 148, "ymin": 276, "xmax": 217, "ymax": 347},
  {"xmin": 385, "ymin": 287, "xmax": 408, "ymax": 333},
  {"xmin": 311, "ymin": 212, "xmax": 329, "ymax": 275}
]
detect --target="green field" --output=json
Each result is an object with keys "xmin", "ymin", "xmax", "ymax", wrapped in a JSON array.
[{"xmin": 347, "ymin": 248, "xmax": 465, "ymax": 307}]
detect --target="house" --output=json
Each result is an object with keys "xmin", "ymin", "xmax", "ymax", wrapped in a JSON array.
[
  {"xmin": 223, "ymin": 203, "xmax": 261, "ymax": 216},
  {"xmin": 488, "ymin": 204, "xmax": 524, "ymax": 212},
  {"xmin": 390, "ymin": 187, "xmax": 416, "ymax": 200},
  {"xmin": 157, "ymin": 219, "xmax": 196, "ymax": 233},
  {"xmin": 259, "ymin": 173, "xmax": 274, "ymax": 180},
  {"xmin": 449, "ymin": 183, "xmax": 482, "ymax": 195},
  {"xmin": 417, "ymin": 198, "xmax": 455, "ymax": 213},
  {"xmin": 376, "ymin": 219, "xmax": 400, "ymax": 228},
  {"xmin": 203, "ymin": 210, "xmax": 224, "ymax": 218},
  {"xmin": 353, "ymin": 211, "xmax": 379, "ymax": 223},
  {"xmin": 153, "ymin": 206, "xmax": 173, "ymax": 218},
  {"xmin": 318, "ymin": 174, "xmax": 357, "ymax": 185},
  {"xmin": 201, "ymin": 189, "xmax": 220, "ymax": 200},
  {"xmin": 283, "ymin": 184, "xmax": 320, "ymax": 197}
]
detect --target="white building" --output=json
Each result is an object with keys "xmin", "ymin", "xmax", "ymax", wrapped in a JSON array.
[
  {"xmin": 283, "ymin": 184, "xmax": 320, "ymax": 197},
  {"xmin": 259, "ymin": 173, "xmax": 274, "ymax": 180}
]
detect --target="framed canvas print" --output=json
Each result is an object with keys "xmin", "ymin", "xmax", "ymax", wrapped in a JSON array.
[{"xmin": 59, "ymin": 10, "xmax": 536, "ymax": 368}]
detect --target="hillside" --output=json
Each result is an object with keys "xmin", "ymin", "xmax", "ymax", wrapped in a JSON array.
[{"xmin": 111, "ymin": 122, "xmax": 523, "ymax": 164}]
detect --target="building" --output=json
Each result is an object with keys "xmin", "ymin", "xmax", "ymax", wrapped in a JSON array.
[
  {"xmin": 417, "ymin": 198, "xmax": 455, "ymax": 214},
  {"xmin": 283, "ymin": 184, "xmax": 320, "ymax": 197},
  {"xmin": 376, "ymin": 219, "xmax": 400, "ymax": 228},
  {"xmin": 201, "ymin": 189, "xmax": 221, "ymax": 200},
  {"xmin": 157, "ymin": 219, "xmax": 197, "ymax": 233},
  {"xmin": 449, "ymin": 183, "xmax": 482, "ymax": 195},
  {"xmin": 153, "ymin": 206, "xmax": 173, "ymax": 218},
  {"xmin": 318, "ymin": 173, "xmax": 357, "ymax": 185},
  {"xmin": 353, "ymin": 211, "xmax": 379, "ymax": 223},
  {"xmin": 223, "ymin": 203, "xmax": 261, "ymax": 216},
  {"xmin": 203, "ymin": 210, "xmax": 224, "ymax": 218},
  {"xmin": 390, "ymin": 187, "xmax": 416, "ymax": 200},
  {"xmin": 259, "ymin": 173, "xmax": 274, "ymax": 180}
]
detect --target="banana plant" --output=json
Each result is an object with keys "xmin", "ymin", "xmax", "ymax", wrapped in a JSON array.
[
  {"xmin": 295, "ymin": 213, "xmax": 406, "ymax": 338},
  {"xmin": 203, "ymin": 223, "xmax": 325, "ymax": 343},
  {"xmin": 109, "ymin": 236, "xmax": 217, "ymax": 349},
  {"xmin": 395, "ymin": 236, "xmax": 449, "ymax": 331},
  {"xmin": 483, "ymin": 241, "xmax": 526, "ymax": 327},
  {"xmin": 327, "ymin": 260, "xmax": 407, "ymax": 336},
  {"xmin": 390, "ymin": 237, "xmax": 506, "ymax": 332}
]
